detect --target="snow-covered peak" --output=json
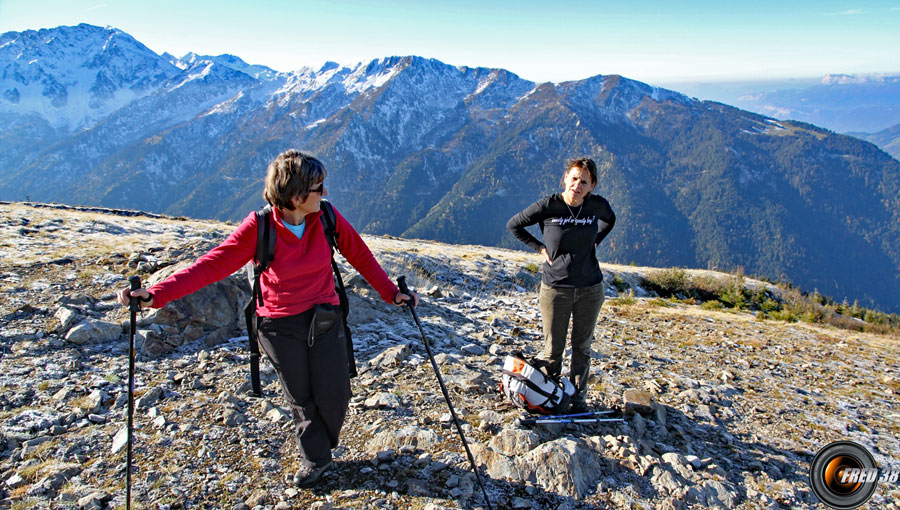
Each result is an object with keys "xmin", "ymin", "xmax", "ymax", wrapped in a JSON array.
[
  {"xmin": 164, "ymin": 58, "xmax": 261, "ymax": 93},
  {"xmin": 171, "ymin": 52, "xmax": 280, "ymax": 80},
  {"xmin": 341, "ymin": 57, "xmax": 406, "ymax": 93},
  {"xmin": 461, "ymin": 67, "xmax": 534, "ymax": 109},
  {"xmin": 0, "ymin": 24, "xmax": 180, "ymax": 131},
  {"xmin": 558, "ymin": 73, "xmax": 691, "ymax": 118},
  {"xmin": 271, "ymin": 57, "xmax": 406, "ymax": 100}
]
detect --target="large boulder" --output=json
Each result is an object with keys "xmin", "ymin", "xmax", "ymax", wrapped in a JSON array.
[
  {"xmin": 522, "ymin": 437, "xmax": 606, "ymax": 498},
  {"xmin": 473, "ymin": 433, "xmax": 606, "ymax": 498}
]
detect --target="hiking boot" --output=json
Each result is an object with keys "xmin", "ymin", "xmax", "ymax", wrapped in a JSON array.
[
  {"xmin": 569, "ymin": 400, "xmax": 589, "ymax": 414},
  {"xmin": 293, "ymin": 461, "xmax": 332, "ymax": 488}
]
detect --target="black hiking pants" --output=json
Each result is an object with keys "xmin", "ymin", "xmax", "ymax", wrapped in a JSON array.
[{"xmin": 257, "ymin": 308, "xmax": 351, "ymax": 469}]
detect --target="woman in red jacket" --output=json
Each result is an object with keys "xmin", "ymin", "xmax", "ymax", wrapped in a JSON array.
[{"xmin": 117, "ymin": 149, "xmax": 417, "ymax": 487}]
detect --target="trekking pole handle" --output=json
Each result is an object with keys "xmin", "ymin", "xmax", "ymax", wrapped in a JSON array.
[
  {"xmin": 128, "ymin": 276, "xmax": 142, "ymax": 312},
  {"xmin": 397, "ymin": 276, "xmax": 410, "ymax": 304}
]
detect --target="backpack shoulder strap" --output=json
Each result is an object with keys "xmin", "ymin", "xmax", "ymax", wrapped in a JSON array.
[
  {"xmin": 319, "ymin": 199, "xmax": 338, "ymax": 254},
  {"xmin": 318, "ymin": 199, "xmax": 358, "ymax": 378},
  {"xmin": 255, "ymin": 205, "xmax": 275, "ymax": 271},
  {"xmin": 246, "ymin": 205, "xmax": 274, "ymax": 398},
  {"xmin": 251, "ymin": 205, "xmax": 275, "ymax": 306},
  {"xmin": 319, "ymin": 200, "xmax": 347, "ymax": 317}
]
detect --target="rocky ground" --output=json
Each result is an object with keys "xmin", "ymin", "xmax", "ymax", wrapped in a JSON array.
[{"xmin": 0, "ymin": 202, "xmax": 898, "ymax": 510}]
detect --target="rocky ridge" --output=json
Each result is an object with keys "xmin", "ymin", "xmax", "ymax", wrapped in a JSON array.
[{"xmin": 1, "ymin": 202, "xmax": 899, "ymax": 510}]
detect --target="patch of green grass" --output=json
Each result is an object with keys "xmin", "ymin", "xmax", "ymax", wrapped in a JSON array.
[
  {"xmin": 768, "ymin": 309, "xmax": 798, "ymax": 322},
  {"xmin": 9, "ymin": 497, "xmax": 42, "ymax": 509},
  {"xmin": 701, "ymin": 300, "xmax": 724, "ymax": 311},
  {"xmin": 608, "ymin": 290, "xmax": 636, "ymax": 306}
]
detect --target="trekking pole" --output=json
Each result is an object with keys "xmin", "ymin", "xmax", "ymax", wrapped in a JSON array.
[
  {"xmin": 126, "ymin": 275, "xmax": 141, "ymax": 510},
  {"xmin": 529, "ymin": 410, "xmax": 617, "ymax": 421},
  {"xmin": 520, "ymin": 416, "xmax": 625, "ymax": 426},
  {"xmin": 397, "ymin": 277, "xmax": 492, "ymax": 510}
]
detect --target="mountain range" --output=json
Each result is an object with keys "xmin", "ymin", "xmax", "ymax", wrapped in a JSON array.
[{"xmin": 2, "ymin": 24, "xmax": 899, "ymax": 312}]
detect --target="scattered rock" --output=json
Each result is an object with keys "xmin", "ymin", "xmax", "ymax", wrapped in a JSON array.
[
  {"xmin": 623, "ymin": 389, "xmax": 655, "ymax": 416},
  {"xmin": 366, "ymin": 425, "xmax": 443, "ymax": 453},
  {"xmin": 77, "ymin": 491, "xmax": 110, "ymax": 509},
  {"xmin": 64, "ymin": 320, "xmax": 121, "ymax": 344},
  {"xmin": 364, "ymin": 392, "xmax": 402, "ymax": 409},
  {"xmin": 460, "ymin": 343, "xmax": 485, "ymax": 355},
  {"xmin": 369, "ymin": 344, "xmax": 411, "ymax": 368},
  {"xmin": 54, "ymin": 306, "xmax": 80, "ymax": 332}
]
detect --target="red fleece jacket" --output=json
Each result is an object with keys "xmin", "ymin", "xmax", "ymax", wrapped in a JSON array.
[{"xmin": 149, "ymin": 206, "xmax": 400, "ymax": 317}]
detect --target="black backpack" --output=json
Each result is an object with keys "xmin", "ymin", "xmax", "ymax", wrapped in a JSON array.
[{"xmin": 243, "ymin": 200, "xmax": 356, "ymax": 397}]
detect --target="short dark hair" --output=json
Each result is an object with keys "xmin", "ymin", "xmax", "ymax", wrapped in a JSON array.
[
  {"xmin": 263, "ymin": 150, "xmax": 327, "ymax": 211},
  {"xmin": 563, "ymin": 157, "xmax": 597, "ymax": 186}
]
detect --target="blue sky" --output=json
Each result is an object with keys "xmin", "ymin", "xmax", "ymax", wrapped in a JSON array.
[{"xmin": 1, "ymin": 0, "xmax": 899, "ymax": 85}]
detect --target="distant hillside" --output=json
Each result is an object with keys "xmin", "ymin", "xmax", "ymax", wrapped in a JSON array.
[
  {"xmin": 849, "ymin": 123, "xmax": 900, "ymax": 161},
  {"xmin": 1, "ymin": 25, "xmax": 899, "ymax": 313},
  {"xmin": 728, "ymin": 73, "xmax": 900, "ymax": 134}
]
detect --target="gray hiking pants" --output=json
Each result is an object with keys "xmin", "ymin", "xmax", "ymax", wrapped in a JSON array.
[
  {"xmin": 257, "ymin": 309, "xmax": 351, "ymax": 469},
  {"xmin": 539, "ymin": 282, "xmax": 605, "ymax": 402}
]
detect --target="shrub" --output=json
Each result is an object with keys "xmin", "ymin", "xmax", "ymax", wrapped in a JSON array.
[
  {"xmin": 717, "ymin": 274, "xmax": 750, "ymax": 309},
  {"xmin": 759, "ymin": 297, "xmax": 781, "ymax": 313},
  {"xmin": 691, "ymin": 274, "xmax": 726, "ymax": 301},
  {"xmin": 646, "ymin": 267, "xmax": 691, "ymax": 297},
  {"xmin": 769, "ymin": 309, "xmax": 799, "ymax": 322},
  {"xmin": 701, "ymin": 300, "xmax": 724, "ymax": 311},
  {"xmin": 611, "ymin": 274, "xmax": 628, "ymax": 293}
]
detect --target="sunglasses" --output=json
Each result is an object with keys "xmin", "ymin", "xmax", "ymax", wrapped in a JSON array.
[{"xmin": 309, "ymin": 183, "xmax": 324, "ymax": 194}]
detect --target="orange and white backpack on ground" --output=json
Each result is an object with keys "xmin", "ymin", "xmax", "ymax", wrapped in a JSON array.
[{"xmin": 500, "ymin": 353, "xmax": 575, "ymax": 415}]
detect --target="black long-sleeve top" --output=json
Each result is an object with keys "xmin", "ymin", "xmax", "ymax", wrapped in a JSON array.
[{"xmin": 507, "ymin": 193, "xmax": 616, "ymax": 288}]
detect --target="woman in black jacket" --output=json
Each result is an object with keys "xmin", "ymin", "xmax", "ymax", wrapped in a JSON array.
[{"xmin": 507, "ymin": 157, "xmax": 615, "ymax": 412}]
